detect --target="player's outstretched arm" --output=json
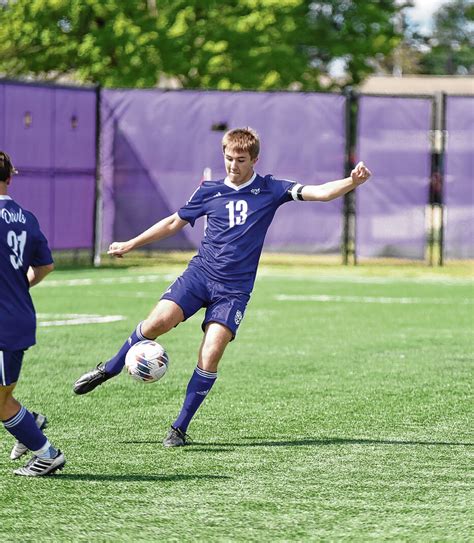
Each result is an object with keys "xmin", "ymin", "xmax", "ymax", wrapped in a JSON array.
[
  {"xmin": 107, "ymin": 212, "xmax": 188, "ymax": 257},
  {"xmin": 28, "ymin": 263, "xmax": 54, "ymax": 287},
  {"xmin": 301, "ymin": 161, "xmax": 372, "ymax": 202}
]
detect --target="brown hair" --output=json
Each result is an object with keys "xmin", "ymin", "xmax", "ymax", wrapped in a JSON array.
[
  {"xmin": 0, "ymin": 151, "xmax": 17, "ymax": 182},
  {"xmin": 222, "ymin": 127, "xmax": 260, "ymax": 159}
]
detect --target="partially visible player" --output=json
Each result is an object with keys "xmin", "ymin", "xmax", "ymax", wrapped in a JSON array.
[
  {"xmin": 0, "ymin": 151, "xmax": 65, "ymax": 476},
  {"xmin": 74, "ymin": 127, "xmax": 371, "ymax": 447}
]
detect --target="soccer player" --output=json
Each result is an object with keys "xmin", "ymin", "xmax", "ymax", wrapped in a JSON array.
[
  {"xmin": 0, "ymin": 151, "xmax": 65, "ymax": 476},
  {"xmin": 74, "ymin": 128, "xmax": 371, "ymax": 447}
]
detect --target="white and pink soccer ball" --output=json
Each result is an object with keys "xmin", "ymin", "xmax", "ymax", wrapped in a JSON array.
[{"xmin": 125, "ymin": 340, "xmax": 169, "ymax": 383}]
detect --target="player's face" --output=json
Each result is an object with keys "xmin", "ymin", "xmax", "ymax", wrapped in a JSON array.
[{"xmin": 224, "ymin": 149, "xmax": 257, "ymax": 185}]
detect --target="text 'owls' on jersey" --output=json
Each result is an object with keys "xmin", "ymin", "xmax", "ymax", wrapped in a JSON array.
[{"xmin": 178, "ymin": 173, "xmax": 302, "ymax": 293}]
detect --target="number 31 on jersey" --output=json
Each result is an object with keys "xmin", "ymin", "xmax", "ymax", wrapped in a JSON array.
[{"xmin": 7, "ymin": 230, "xmax": 27, "ymax": 269}]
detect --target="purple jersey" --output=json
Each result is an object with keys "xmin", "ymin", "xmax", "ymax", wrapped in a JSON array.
[
  {"xmin": 0, "ymin": 196, "xmax": 53, "ymax": 351},
  {"xmin": 178, "ymin": 173, "xmax": 298, "ymax": 292}
]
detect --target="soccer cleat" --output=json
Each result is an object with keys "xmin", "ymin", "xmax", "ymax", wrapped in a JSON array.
[
  {"xmin": 13, "ymin": 450, "xmax": 66, "ymax": 477},
  {"xmin": 163, "ymin": 426, "xmax": 192, "ymax": 448},
  {"xmin": 73, "ymin": 364, "xmax": 114, "ymax": 395},
  {"xmin": 10, "ymin": 412, "xmax": 48, "ymax": 460}
]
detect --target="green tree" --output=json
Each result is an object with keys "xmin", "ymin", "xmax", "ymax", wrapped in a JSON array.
[
  {"xmin": 0, "ymin": 0, "xmax": 403, "ymax": 90},
  {"xmin": 419, "ymin": 0, "xmax": 474, "ymax": 75},
  {"xmin": 0, "ymin": 0, "xmax": 162, "ymax": 87}
]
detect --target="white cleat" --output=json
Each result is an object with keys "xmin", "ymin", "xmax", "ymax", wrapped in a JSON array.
[
  {"xmin": 14, "ymin": 451, "xmax": 66, "ymax": 477},
  {"xmin": 10, "ymin": 413, "xmax": 48, "ymax": 460}
]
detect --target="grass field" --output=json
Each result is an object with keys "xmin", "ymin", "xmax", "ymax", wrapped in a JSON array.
[{"xmin": 1, "ymin": 260, "xmax": 473, "ymax": 541}]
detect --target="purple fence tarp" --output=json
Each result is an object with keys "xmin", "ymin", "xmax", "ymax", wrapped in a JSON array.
[
  {"xmin": 356, "ymin": 96, "xmax": 432, "ymax": 259},
  {"xmin": 444, "ymin": 96, "xmax": 474, "ymax": 259},
  {"xmin": 0, "ymin": 82, "xmax": 97, "ymax": 250},
  {"xmin": 101, "ymin": 90, "xmax": 346, "ymax": 253}
]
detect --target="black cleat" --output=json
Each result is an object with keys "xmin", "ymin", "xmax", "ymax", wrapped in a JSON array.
[
  {"xmin": 73, "ymin": 364, "xmax": 114, "ymax": 395},
  {"xmin": 163, "ymin": 426, "xmax": 192, "ymax": 448}
]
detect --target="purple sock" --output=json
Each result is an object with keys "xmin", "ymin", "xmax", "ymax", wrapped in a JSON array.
[
  {"xmin": 3, "ymin": 406, "xmax": 47, "ymax": 451},
  {"xmin": 104, "ymin": 321, "xmax": 151, "ymax": 375},
  {"xmin": 173, "ymin": 366, "xmax": 218, "ymax": 433}
]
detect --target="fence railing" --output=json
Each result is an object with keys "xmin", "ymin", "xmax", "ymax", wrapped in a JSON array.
[{"xmin": 0, "ymin": 79, "xmax": 472, "ymax": 264}]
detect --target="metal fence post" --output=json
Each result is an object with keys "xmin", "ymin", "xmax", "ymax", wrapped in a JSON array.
[
  {"xmin": 429, "ymin": 91, "xmax": 447, "ymax": 266},
  {"xmin": 93, "ymin": 85, "xmax": 102, "ymax": 267},
  {"xmin": 343, "ymin": 88, "xmax": 358, "ymax": 265}
]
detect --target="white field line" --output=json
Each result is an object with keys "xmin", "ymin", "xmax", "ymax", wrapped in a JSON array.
[
  {"xmin": 37, "ymin": 313, "xmax": 126, "ymax": 327},
  {"xmin": 38, "ymin": 274, "xmax": 175, "ymax": 288},
  {"xmin": 38, "ymin": 272, "xmax": 473, "ymax": 288},
  {"xmin": 275, "ymin": 294, "xmax": 474, "ymax": 305},
  {"xmin": 258, "ymin": 271, "xmax": 474, "ymax": 286}
]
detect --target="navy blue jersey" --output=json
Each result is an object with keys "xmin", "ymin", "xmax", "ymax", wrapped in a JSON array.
[
  {"xmin": 0, "ymin": 196, "xmax": 53, "ymax": 351},
  {"xmin": 178, "ymin": 173, "xmax": 299, "ymax": 292}
]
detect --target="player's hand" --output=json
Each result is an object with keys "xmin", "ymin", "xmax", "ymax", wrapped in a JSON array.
[
  {"xmin": 107, "ymin": 241, "xmax": 132, "ymax": 258},
  {"xmin": 351, "ymin": 161, "xmax": 372, "ymax": 185}
]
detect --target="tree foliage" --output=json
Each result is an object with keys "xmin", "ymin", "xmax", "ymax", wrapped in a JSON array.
[
  {"xmin": 0, "ymin": 0, "xmax": 402, "ymax": 89},
  {"xmin": 418, "ymin": 0, "xmax": 474, "ymax": 75}
]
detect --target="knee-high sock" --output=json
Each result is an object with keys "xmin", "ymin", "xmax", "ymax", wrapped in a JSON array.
[
  {"xmin": 104, "ymin": 321, "xmax": 151, "ymax": 375},
  {"xmin": 3, "ymin": 405, "xmax": 47, "ymax": 452},
  {"xmin": 173, "ymin": 366, "xmax": 217, "ymax": 433}
]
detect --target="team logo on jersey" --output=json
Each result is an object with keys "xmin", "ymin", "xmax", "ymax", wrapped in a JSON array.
[
  {"xmin": 251, "ymin": 188, "xmax": 261, "ymax": 195},
  {"xmin": 234, "ymin": 310, "xmax": 243, "ymax": 325},
  {"xmin": 213, "ymin": 192, "xmax": 222, "ymax": 198},
  {"xmin": 1, "ymin": 208, "xmax": 26, "ymax": 224}
]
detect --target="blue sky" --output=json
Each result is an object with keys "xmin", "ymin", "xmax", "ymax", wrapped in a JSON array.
[{"xmin": 406, "ymin": 0, "xmax": 449, "ymax": 34}]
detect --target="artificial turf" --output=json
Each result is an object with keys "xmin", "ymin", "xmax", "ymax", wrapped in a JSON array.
[{"xmin": 1, "ymin": 261, "xmax": 472, "ymax": 541}]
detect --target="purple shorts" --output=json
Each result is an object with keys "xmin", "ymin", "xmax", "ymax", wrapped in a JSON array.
[
  {"xmin": 161, "ymin": 265, "xmax": 250, "ymax": 338},
  {"xmin": 0, "ymin": 350, "xmax": 24, "ymax": 386}
]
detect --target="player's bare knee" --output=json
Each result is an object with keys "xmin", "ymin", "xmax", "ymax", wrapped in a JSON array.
[{"xmin": 143, "ymin": 314, "xmax": 175, "ymax": 338}]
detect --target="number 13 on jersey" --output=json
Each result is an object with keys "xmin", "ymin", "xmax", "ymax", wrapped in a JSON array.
[{"xmin": 225, "ymin": 200, "xmax": 248, "ymax": 228}]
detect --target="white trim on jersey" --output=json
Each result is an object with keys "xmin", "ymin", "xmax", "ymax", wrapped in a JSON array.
[
  {"xmin": 224, "ymin": 172, "xmax": 257, "ymax": 191},
  {"xmin": 186, "ymin": 186, "xmax": 201, "ymax": 204},
  {"xmin": 0, "ymin": 195, "xmax": 12, "ymax": 200},
  {"xmin": 290, "ymin": 183, "xmax": 304, "ymax": 201},
  {"xmin": 0, "ymin": 351, "xmax": 5, "ymax": 386}
]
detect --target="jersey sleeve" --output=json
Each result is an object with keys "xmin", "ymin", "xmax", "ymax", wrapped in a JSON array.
[
  {"xmin": 270, "ymin": 177, "xmax": 301, "ymax": 207},
  {"xmin": 31, "ymin": 217, "xmax": 53, "ymax": 267},
  {"xmin": 177, "ymin": 185, "xmax": 206, "ymax": 227}
]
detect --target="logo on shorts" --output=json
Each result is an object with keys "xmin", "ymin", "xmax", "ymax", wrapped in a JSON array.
[
  {"xmin": 234, "ymin": 310, "xmax": 243, "ymax": 325},
  {"xmin": 251, "ymin": 188, "xmax": 261, "ymax": 195}
]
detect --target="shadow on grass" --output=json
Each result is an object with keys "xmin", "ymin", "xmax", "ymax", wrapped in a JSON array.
[
  {"xmin": 57, "ymin": 473, "xmax": 230, "ymax": 482},
  {"xmin": 199, "ymin": 437, "xmax": 473, "ymax": 448},
  {"xmin": 131, "ymin": 437, "xmax": 473, "ymax": 451}
]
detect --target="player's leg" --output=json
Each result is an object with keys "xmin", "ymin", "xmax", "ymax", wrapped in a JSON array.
[
  {"xmin": 103, "ymin": 299, "xmax": 184, "ymax": 375},
  {"xmin": 0, "ymin": 351, "xmax": 65, "ymax": 476},
  {"xmin": 164, "ymin": 287, "xmax": 249, "ymax": 447},
  {"xmin": 0, "ymin": 385, "xmax": 52, "ymax": 457},
  {"xmin": 163, "ymin": 322, "xmax": 232, "ymax": 447},
  {"xmin": 73, "ymin": 300, "xmax": 184, "ymax": 395}
]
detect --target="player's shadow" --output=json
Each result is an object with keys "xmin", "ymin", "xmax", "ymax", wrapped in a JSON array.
[
  {"xmin": 186, "ymin": 436, "xmax": 474, "ymax": 451},
  {"xmin": 57, "ymin": 473, "xmax": 230, "ymax": 483}
]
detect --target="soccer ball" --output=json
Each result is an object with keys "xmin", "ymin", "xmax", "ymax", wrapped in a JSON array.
[{"xmin": 125, "ymin": 340, "xmax": 169, "ymax": 383}]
